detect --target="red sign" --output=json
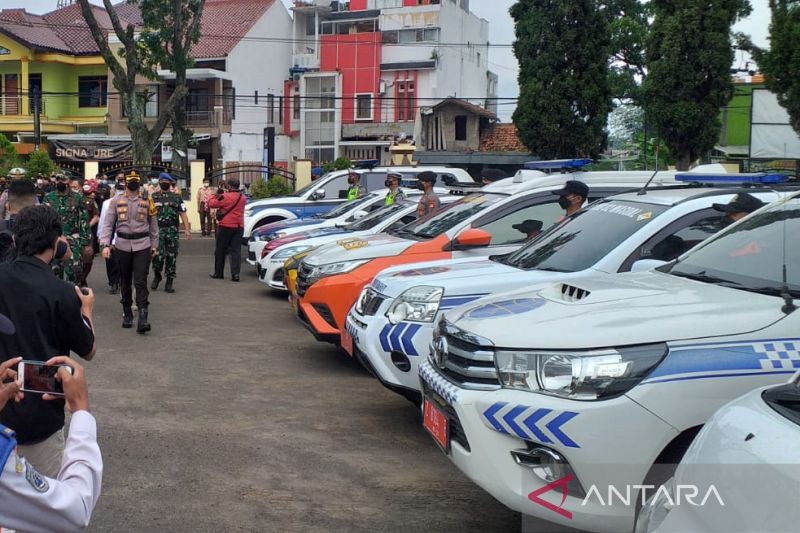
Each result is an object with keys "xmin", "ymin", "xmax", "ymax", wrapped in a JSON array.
[
  {"xmin": 528, "ymin": 475, "xmax": 574, "ymax": 520},
  {"xmin": 423, "ymin": 399, "xmax": 448, "ymax": 451}
]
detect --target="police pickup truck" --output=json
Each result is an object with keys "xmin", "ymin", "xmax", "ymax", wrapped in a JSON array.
[{"xmin": 419, "ymin": 184, "xmax": 799, "ymax": 533}]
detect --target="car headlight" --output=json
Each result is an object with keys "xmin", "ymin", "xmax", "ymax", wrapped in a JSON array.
[
  {"xmin": 306, "ymin": 260, "xmax": 369, "ymax": 283},
  {"xmin": 634, "ymin": 477, "xmax": 675, "ymax": 533},
  {"xmin": 386, "ymin": 286, "xmax": 443, "ymax": 324},
  {"xmin": 257, "ymin": 234, "xmax": 271, "ymax": 241},
  {"xmin": 273, "ymin": 245, "xmax": 312, "ymax": 260},
  {"xmin": 495, "ymin": 344, "xmax": 667, "ymax": 400}
]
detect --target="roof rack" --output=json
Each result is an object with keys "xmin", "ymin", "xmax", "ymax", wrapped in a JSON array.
[
  {"xmin": 523, "ymin": 159, "xmax": 592, "ymax": 171},
  {"xmin": 675, "ymin": 173, "xmax": 789, "ymax": 185}
]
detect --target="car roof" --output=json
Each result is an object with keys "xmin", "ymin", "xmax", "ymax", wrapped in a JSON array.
[{"xmin": 607, "ymin": 186, "xmax": 795, "ymax": 206}]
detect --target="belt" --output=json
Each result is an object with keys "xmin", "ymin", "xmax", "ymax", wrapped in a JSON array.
[{"xmin": 117, "ymin": 231, "xmax": 149, "ymax": 240}]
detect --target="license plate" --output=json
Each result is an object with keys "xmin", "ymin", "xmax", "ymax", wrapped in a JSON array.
[
  {"xmin": 423, "ymin": 398, "xmax": 449, "ymax": 452},
  {"xmin": 341, "ymin": 328, "xmax": 353, "ymax": 356}
]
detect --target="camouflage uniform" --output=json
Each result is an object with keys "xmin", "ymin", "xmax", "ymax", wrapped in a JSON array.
[
  {"xmin": 43, "ymin": 189, "xmax": 90, "ymax": 283},
  {"xmin": 151, "ymin": 190, "xmax": 186, "ymax": 281}
]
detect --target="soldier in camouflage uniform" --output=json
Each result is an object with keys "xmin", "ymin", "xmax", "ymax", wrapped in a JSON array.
[
  {"xmin": 43, "ymin": 174, "xmax": 90, "ymax": 283},
  {"xmin": 151, "ymin": 173, "xmax": 191, "ymax": 293}
]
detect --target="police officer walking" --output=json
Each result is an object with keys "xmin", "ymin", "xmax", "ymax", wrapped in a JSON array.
[
  {"xmin": 43, "ymin": 174, "xmax": 90, "ymax": 283},
  {"xmin": 151, "ymin": 173, "xmax": 191, "ymax": 293},
  {"xmin": 99, "ymin": 171, "xmax": 158, "ymax": 333}
]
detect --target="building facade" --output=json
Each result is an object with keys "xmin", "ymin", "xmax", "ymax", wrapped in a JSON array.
[{"xmin": 283, "ymin": 0, "xmax": 494, "ymax": 165}]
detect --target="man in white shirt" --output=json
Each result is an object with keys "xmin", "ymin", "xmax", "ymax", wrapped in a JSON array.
[{"xmin": 0, "ymin": 313, "xmax": 103, "ymax": 532}]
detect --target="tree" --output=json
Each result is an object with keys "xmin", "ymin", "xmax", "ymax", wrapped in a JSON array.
[
  {"xmin": 138, "ymin": 0, "xmax": 206, "ymax": 173},
  {"xmin": 77, "ymin": 0, "xmax": 204, "ymax": 164},
  {"xmin": 322, "ymin": 156, "xmax": 353, "ymax": 173},
  {"xmin": 605, "ymin": 0, "xmax": 650, "ymax": 104},
  {"xmin": 0, "ymin": 134, "xmax": 17, "ymax": 177},
  {"xmin": 644, "ymin": 0, "xmax": 752, "ymax": 170},
  {"xmin": 24, "ymin": 149, "xmax": 56, "ymax": 177},
  {"xmin": 511, "ymin": 0, "xmax": 612, "ymax": 159},
  {"xmin": 742, "ymin": 1, "xmax": 800, "ymax": 134},
  {"xmin": 265, "ymin": 176, "xmax": 292, "ymax": 197}
]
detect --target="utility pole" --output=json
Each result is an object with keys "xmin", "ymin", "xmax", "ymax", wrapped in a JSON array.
[{"xmin": 33, "ymin": 86, "xmax": 41, "ymax": 151}]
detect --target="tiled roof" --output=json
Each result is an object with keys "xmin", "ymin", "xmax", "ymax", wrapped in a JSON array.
[
  {"xmin": 433, "ymin": 97, "xmax": 497, "ymax": 119},
  {"xmin": 0, "ymin": 0, "xmax": 274, "ymax": 58},
  {"xmin": 479, "ymin": 123, "xmax": 530, "ymax": 154}
]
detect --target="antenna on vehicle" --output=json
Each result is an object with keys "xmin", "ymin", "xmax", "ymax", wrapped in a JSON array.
[
  {"xmin": 780, "ymin": 195, "xmax": 796, "ymax": 314},
  {"xmin": 636, "ymin": 169, "xmax": 660, "ymax": 196}
]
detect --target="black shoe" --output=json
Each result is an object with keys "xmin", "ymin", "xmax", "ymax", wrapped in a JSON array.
[
  {"xmin": 231, "ymin": 276, "xmax": 240, "ymax": 282},
  {"xmin": 137, "ymin": 307, "xmax": 151, "ymax": 334},
  {"xmin": 122, "ymin": 306, "xmax": 133, "ymax": 329},
  {"xmin": 164, "ymin": 278, "xmax": 175, "ymax": 293},
  {"xmin": 151, "ymin": 272, "xmax": 161, "ymax": 290},
  {"xmin": 109, "ymin": 283, "xmax": 119, "ymax": 295},
  {"xmin": 209, "ymin": 273, "xmax": 223, "ymax": 279}
]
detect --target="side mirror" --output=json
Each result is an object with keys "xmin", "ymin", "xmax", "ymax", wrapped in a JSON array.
[
  {"xmin": 311, "ymin": 189, "xmax": 326, "ymax": 200},
  {"xmin": 352, "ymin": 209, "xmax": 368, "ymax": 220},
  {"xmin": 631, "ymin": 259, "xmax": 668, "ymax": 273},
  {"xmin": 453, "ymin": 228, "xmax": 492, "ymax": 249}
]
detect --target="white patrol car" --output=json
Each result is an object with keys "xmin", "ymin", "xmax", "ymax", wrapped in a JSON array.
[
  {"xmin": 247, "ymin": 190, "xmax": 420, "ymax": 267},
  {"xmin": 243, "ymin": 166, "xmax": 476, "ymax": 238},
  {"xmin": 347, "ymin": 185, "xmax": 785, "ymax": 405},
  {"xmin": 636, "ymin": 373, "xmax": 800, "ymax": 533},
  {"xmin": 418, "ymin": 187, "xmax": 800, "ymax": 533},
  {"xmin": 257, "ymin": 196, "xmax": 457, "ymax": 290}
]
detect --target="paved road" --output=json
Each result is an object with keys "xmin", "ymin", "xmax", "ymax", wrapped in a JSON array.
[{"xmin": 84, "ymin": 238, "xmax": 521, "ymax": 532}]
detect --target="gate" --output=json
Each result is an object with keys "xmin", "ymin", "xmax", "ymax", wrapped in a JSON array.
[
  {"xmin": 205, "ymin": 163, "xmax": 295, "ymax": 191},
  {"xmin": 99, "ymin": 162, "xmax": 191, "ymax": 199}
]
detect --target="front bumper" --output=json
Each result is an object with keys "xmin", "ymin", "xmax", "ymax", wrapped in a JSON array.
[
  {"xmin": 247, "ymin": 240, "xmax": 267, "ymax": 266},
  {"xmin": 346, "ymin": 303, "xmax": 433, "ymax": 402},
  {"xmin": 259, "ymin": 257, "xmax": 288, "ymax": 291},
  {"xmin": 295, "ymin": 272, "xmax": 365, "ymax": 345},
  {"xmin": 418, "ymin": 359, "xmax": 680, "ymax": 533}
]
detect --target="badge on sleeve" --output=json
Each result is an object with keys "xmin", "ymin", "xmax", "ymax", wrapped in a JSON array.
[{"xmin": 24, "ymin": 460, "xmax": 50, "ymax": 493}]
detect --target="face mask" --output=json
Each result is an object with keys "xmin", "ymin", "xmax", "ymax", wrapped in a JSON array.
[
  {"xmin": 53, "ymin": 239, "xmax": 68, "ymax": 261},
  {"xmin": 71, "ymin": 187, "xmax": 81, "ymax": 194},
  {"xmin": 56, "ymin": 182, "xmax": 68, "ymax": 192},
  {"xmin": 558, "ymin": 196, "xmax": 572, "ymax": 210},
  {"xmin": 417, "ymin": 182, "xmax": 425, "ymax": 191},
  {"xmin": 348, "ymin": 178, "xmax": 355, "ymax": 185},
  {"xmin": 127, "ymin": 181, "xmax": 140, "ymax": 192},
  {"xmin": 203, "ymin": 182, "xmax": 210, "ymax": 188},
  {"xmin": 150, "ymin": 179, "xmax": 158, "ymax": 185},
  {"xmin": 160, "ymin": 183, "xmax": 171, "ymax": 191},
  {"xmin": 115, "ymin": 183, "xmax": 125, "ymax": 191}
]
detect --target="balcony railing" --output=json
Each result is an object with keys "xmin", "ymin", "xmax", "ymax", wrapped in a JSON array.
[
  {"xmin": 0, "ymin": 95, "xmax": 21, "ymax": 116},
  {"xmin": 184, "ymin": 107, "xmax": 234, "ymax": 128}
]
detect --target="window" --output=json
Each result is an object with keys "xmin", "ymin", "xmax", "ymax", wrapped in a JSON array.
[
  {"xmin": 293, "ymin": 95, "xmax": 301, "ymax": 120},
  {"xmin": 476, "ymin": 199, "xmax": 563, "ymax": 246},
  {"xmin": 321, "ymin": 175, "xmax": 349, "ymax": 199},
  {"xmin": 383, "ymin": 28, "xmax": 440, "ymax": 44},
  {"xmin": 454, "ymin": 115, "xmax": 468, "ymax": 141},
  {"xmin": 143, "ymin": 85, "xmax": 158, "ymax": 118},
  {"xmin": 28, "ymin": 74, "xmax": 42, "ymax": 113},
  {"xmin": 356, "ymin": 94, "xmax": 373, "ymax": 121},
  {"xmin": 78, "ymin": 76, "xmax": 107, "ymax": 107},
  {"xmin": 397, "ymin": 81, "xmax": 415, "ymax": 122},
  {"xmin": 267, "ymin": 94, "xmax": 275, "ymax": 124}
]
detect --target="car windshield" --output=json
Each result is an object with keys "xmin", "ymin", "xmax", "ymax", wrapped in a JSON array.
[
  {"xmin": 320, "ymin": 195, "xmax": 374, "ymax": 219},
  {"xmin": 667, "ymin": 196, "xmax": 800, "ymax": 297},
  {"xmin": 501, "ymin": 200, "xmax": 669, "ymax": 272},
  {"xmin": 347, "ymin": 201, "xmax": 410, "ymax": 231},
  {"xmin": 393, "ymin": 193, "xmax": 506, "ymax": 240},
  {"xmin": 290, "ymin": 175, "xmax": 335, "ymax": 198}
]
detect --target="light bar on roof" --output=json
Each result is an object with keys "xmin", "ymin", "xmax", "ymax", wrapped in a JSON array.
[
  {"xmin": 523, "ymin": 159, "xmax": 593, "ymax": 170},
  {"xmin": 675, "ymin": 173, "xmax": 789, "ymax": 184}
]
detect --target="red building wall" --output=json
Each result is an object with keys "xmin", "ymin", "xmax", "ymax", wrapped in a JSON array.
[{"xmin": 320, "ymin": 33, "xmax": 382, "ymax": 125}]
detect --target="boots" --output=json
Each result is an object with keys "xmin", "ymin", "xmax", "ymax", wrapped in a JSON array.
[
  {"xmin": 151, "ymin": 272, "xmax": 161, "ymax": 290},
  {"xmin": 110, "ymin": 282, "xmax": 119, "ymax": 295},
  {"xmin": 164, "ymin": 278, "xmax": 175, "ymax": 293},
  {"xmin": 137, "ymin": 307, "xmax": 151, "ymax": 334},
  {"xmin": 122, "ymin": 306, "xmax": 133, "ymax": 329}
]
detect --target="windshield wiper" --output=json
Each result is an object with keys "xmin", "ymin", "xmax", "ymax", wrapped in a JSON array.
[
  {"xmin": 670, "ymin": 270, "xmax": 733, "ymax": 284},
  {"xmin": 537, "ymin": 266, "xmax": 572, "ymax": 273}
]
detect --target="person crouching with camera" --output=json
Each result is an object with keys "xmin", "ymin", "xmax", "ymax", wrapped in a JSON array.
[{"xmin": 207, "ymin": 179, "xmax": 246, "ymax": 282}]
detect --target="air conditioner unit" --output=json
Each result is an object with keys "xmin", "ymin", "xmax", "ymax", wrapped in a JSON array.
[{"xmin": 378, "ymin": 80, "xmax": 387, "ymax": 95}]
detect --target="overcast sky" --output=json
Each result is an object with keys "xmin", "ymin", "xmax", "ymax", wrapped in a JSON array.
[{"xmin": 16, "ymin": 0, "xmax": 771, "ymax": 121}]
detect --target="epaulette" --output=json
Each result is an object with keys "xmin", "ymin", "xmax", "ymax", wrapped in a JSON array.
[{"xmin": 0, "ymin": 425, "xmax": 17, "ymax": 479}]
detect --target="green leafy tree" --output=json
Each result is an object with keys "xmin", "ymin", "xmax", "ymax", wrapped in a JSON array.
[
  {"xmin": 644, "ymin": 0, "xmax": 752, "ymax": 170},
  {"xmin": 265, "ymin": 176, "xmax": 292, "ymax": 197},
  {"xmin": 249, "ymin": 177, "xmax": 270, "ymax": 199},
  {"xmin": 0, "ymin": 134, "xmax": 18, "ymax": 176},
  {"xmin": 24, "ymin": 149, "xmax": 57, "ymax": 178},
  {"xmin": 322, "ymin": 156, "xmax": 353, "ymax": 173},
  {"xmin": 511, "ymin": 0, "xmax": 612, "ymax": 159},
  {"xmin": 741, "ymin": 1, "xmax": 800, "ymax": 134},
  {"xmin": 605, "ymin": 0, "xmax": 650, "ymax": 104}
]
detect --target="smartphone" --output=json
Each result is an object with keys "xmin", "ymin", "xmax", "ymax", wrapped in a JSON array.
[{"xmin": 18, "ymin": 361, "xmax": 72, "ymax": 397}]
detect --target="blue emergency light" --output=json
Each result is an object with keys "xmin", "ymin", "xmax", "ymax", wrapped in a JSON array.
[
  {"xmin": 675, "ymin": 173, "xmax": 789, "ymax": 185},
  {"xmin": 524, "ymin": 159, "xmax": 593, "ymax": 170}
]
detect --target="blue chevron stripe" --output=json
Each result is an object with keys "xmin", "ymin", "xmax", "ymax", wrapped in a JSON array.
[
  {"xmin": 483, "ymin": 402, "xmax": 508, "ymax": 433},
  {"xmin": 546, "ymin": 411, "xmax": 580, "ymax": 448},
  {"xmin": 522, "ymin": 408, "xmax": 554, "ymax": 444},
  {"xmin": 389, "ymin": 323, "xmax": 407, "ymax": 352},
  {"xmin": 503, "ymin": 405, "xmax": 530, "ymax": 439},
  {"xmin": 401, "ymin": 324, "xmax": 422, "ymax": 356},
  {"xmin": 379, "ymin": 324, "xmax": 392, "ymax": 352}
]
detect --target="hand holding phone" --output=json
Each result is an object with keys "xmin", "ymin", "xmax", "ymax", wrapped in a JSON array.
[
  {"xmin": 42, "ymin": 356, "xmax": 89, "ymax": 413},
  {"xmin": 0, "ymin": 357, "xmax": 23, "ymax": 408},
  {"xmin": 19, "ymin": 360, "xmax": 71, "ymax": 397}
]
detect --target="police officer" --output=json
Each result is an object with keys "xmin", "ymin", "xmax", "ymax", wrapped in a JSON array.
[
  {"xmin": 0, "ymin": 334, "xmax": 102, "ymax": 532},
  {"xmin": 151, "ymin": 173, "xmax": 191, "ymax": 293},
  {"xmin": 712, "ymin": 192, "xmax": 765, "ymax": 224},
  {"xmin": 43, "ymin": 174, "xmax": 90, "ymax": 283},
  {"xmin": 346, "ymin": 171, "xmax": 365, "ymax": 201},
  {"xmin": 416, "ymin": 171, "xmax": 440, "ymax": 216},
  {"xmin": 99, "ymin": 171, "xmax": 159, "ymax": 333},
  {"xmin": 552, "ymin": 180, "xmax": 589, "ymax": 219},
  {"xmin": 384, "ymin": 171, "xmax": 406, "ymax": 206}
]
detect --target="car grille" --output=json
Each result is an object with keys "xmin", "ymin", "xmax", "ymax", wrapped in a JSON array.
[
  {"xmin": 422, "ymin": 382, "xmax": 470, "ymax": 452},
  {"xmin": 358, "ymin": 288, "xmax": 385, "ymax": 316},
  {"xmin": 312, "ymin": 303, "xmax": 337, "ymax": 329},
  {"xmin": 431, "ymin": 320, "xmax": 501, "ymax": 390},
  {"xmin": 296, "ymin": 262, "xmax": 315, "ymax": 296},
  {"xmin": 272, "ymin": 268, "xmax": 285, "ymax": 283}
]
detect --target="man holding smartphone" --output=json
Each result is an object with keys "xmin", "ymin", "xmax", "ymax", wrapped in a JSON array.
[
  {"xmin": 0, "ymin": 205, "xmax": 96, "ymax": 478},
  {"xmin": 0, "ymin": 324, "xmax": 103, "ymax": 532}
]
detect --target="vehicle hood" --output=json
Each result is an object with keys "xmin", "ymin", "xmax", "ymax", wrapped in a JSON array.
[
  {"xmin": 374, "ymin": 258, "xmax": 570, "ymax": 298},
  {"xmin": 446, "ymin": 270, "xmax": 788, "ymax": 349},
  {"xmin": 303, "ymin": 233, "xmax": 415, "ymax": 266},
  {"xmin": 253, "ymin": 218, "xmax": 320, "ymax": 237}
]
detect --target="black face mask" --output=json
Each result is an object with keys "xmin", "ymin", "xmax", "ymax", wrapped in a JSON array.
[
  {"xmin": 127, "ymin": 181, "xmax": 140, "ymax": 192},
  {"xmin": 417, "ymin": 182, "xmax": 426, "ymax": 191},
  {"xmin": 115, "ymin": 183, "xmax": 125, "ymax": 191},
  {"xmin": 160, "ymin": 183, "xmax": 171, "ymax": 191},
  {"xmin": 348, "ymin": 178, "xmax": 356, "ymax": 185},
  {"xmin": 558, "ymin": 196, "xmax": 572, "ymax": 210},
  {"xmin": 56, "ymin": 182, "xmax": 68, "ymax": 193}
]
